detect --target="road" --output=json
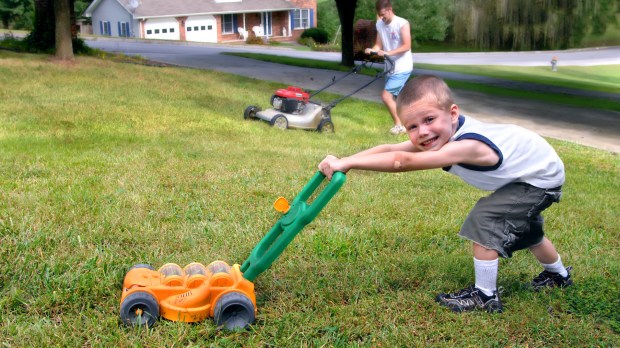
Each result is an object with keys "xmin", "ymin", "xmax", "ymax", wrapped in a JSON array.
[{"xmin": 85, "ymin": 38, "xmax": 620, "ymax": 153}]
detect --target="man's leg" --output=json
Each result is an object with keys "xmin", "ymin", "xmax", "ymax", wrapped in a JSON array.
[{"xmin": 381, "ymin": 89, "xmax": 401, "ymax": 126}]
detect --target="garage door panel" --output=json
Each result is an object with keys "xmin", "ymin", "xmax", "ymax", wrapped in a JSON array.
[
  {"xmin": 144, "ymin": 18, "xmax": 180, "ymax": 40},
  {"xmin": 185, "ymin": 15, "xmax": 217, "ymax": 43}
]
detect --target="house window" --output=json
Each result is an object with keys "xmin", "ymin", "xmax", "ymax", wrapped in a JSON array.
[
  {"xmin": 170, "ymin": 28, "xmax": 175, "ymax": 33},
  {"xmin": 147, "ymin": 29, "xmax": 152, "ymax": 34},
  {"xmin": 293, "ymin": 9, "xmax": 310, "ymax": 29},
  {"xmin": 208, "ymin": 25, "xmax": 212, "ymax": 30},
  {"xmin": 187, "ymin": 26, "xmax": 192, "ymax": 31},
  {"xmin": 194, "ymin": 26, "xmax": 198, "ymax": 31},
  {"xmin": 222, "ymin": 14, "xmax": 234, "ymax": 34},
  {"xmin": 119, "ymin": 22, "xmax": 130, "ymax": 37},
  {"xmin": 155, "ymin": 29, "xmax": 160, "ymax": 34},
  {"xmin": 101, "ymin": 21, "xmax": 111, "ymax": 36},
  {"xmin": 162, "ymin": 28, "xmax": 167, "ymax": 33},
  {"xmin": 201, "ymin": 26, "xmax": 205, "ymax": 30}
]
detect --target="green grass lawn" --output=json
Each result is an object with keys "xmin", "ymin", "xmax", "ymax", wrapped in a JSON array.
[
  {"xmin": 224, "ymin": 52, "xmax": 620, "ymax": 112},
  {"xmin": 0, "ymin": 50, "xmax": 618, "ymax": 346}
]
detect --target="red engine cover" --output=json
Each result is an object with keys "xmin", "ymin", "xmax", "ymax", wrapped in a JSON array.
[{"xmin": 274, "ymin": 86, "xmax": 309, "ymax": 104}]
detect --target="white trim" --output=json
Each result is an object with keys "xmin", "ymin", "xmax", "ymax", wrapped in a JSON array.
[{"xmin": 134, "ymin": 8, "xmax": 296, "ymax": 20}]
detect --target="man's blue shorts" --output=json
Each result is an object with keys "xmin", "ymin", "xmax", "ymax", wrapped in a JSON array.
[{"xmin": 385, "ymin": 71, "xmax": 412, "ymax": 96}]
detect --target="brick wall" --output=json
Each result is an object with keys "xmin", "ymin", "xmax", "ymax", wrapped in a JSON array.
[{"xmin": 288, "ymin": 0, "xmax": 317, "ymax": 40}]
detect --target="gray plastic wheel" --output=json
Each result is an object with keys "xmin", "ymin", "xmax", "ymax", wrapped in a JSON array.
[
  {"xmin": 213, "ymin": 292, "xmax": 255, "ymax": 330},
  {"xmin": 270, "ymin": 114, "xmax": 288, "ymax": 130},
  {"xmin": 120, "ymin": 291, "xmax": 160, "ymax": 327}
]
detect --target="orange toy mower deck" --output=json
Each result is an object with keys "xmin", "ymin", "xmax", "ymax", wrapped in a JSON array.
[
  {"xmin": 120, "ymin": 171, "xmax": 346, "ymax": 330},
  {"xmin": 120, "ymin": 261, "xmax": 256, "ymax": 329}
]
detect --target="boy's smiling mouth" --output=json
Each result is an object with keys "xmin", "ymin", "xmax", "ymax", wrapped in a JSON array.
[{"xmin": 420, "ymin": 136, "xmax": 439, "ymax": 149}]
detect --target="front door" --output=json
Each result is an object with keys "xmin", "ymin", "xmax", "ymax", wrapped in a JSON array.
[{"xmin": 261, "ymin": 12, "xmax": 272, "ymax": 37}]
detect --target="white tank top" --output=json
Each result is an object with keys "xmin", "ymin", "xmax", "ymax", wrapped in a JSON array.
[
  {"xmin": 376, "ymin": 15, "xmax": 413, "ymax": 74},
  {"xmin": 444, "ymin": 115, "xmax": 565, "ymax": 191}
]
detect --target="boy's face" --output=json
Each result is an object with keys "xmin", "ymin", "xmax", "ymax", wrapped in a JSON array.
[
  {"xmin": 399, "ymin": 99, "xmax": 460, "ymax": 152},
  {"xmin": 377, "ymin": 7, "xmax": 394, "ymax": 24}
]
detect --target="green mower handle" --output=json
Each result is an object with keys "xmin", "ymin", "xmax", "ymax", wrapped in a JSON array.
[{"xmin": 240, "ymin": 171, "xmax": 346, "ymax": 282}]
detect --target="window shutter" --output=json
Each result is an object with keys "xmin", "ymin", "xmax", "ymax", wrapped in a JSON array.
[
  {"xmin": 290, "ymin": 10, "xmax": 295, "ymax": 30},
  {"xmin": 310, "ymin": 9, "xmax": 314, "ymax": 28},
  {"xmin": 127, "ymin": 22, "xmax": 130, "ymax": 37},
  {"xmin": 233, "ymin": 15, "xmax": 238, "ymax": 31},
  {"xmin": 99, "ymin": 21, "xmax": 103, "ymax": 35},
  {"xmin": 118, "ymin": 22, "xmax": 121, "ymax": 36}
]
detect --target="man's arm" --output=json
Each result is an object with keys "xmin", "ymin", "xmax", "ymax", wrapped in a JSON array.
[
  {"xmin": 384, "ymin": 21, "xmax": 411, "ymax": 56},
  {"xmin": 365, "ymin": 34, "xmax": 383, "ymax": 55}
]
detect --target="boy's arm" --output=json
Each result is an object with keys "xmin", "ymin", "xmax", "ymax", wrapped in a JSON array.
[
  {"xmin": 347, "ymin": 140, "xmax": 417, "ymax": 158},
  {"xmin": 319, "ymin": 140, "xmax": 498, "ymax": 179}
]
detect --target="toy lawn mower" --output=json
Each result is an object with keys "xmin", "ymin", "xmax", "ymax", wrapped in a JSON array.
[
  {"xmin": 243, "ymin": 54, "xmax": 395, "ymax": 132},
  {"xmin": 120, "ymin": 171, "xmax": 346, "ymax": 330}
]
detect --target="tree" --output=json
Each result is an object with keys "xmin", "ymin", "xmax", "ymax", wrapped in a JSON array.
[
  {"xmin": 25, "ymin": 0, "xmax": 80, "ymax": 59},
  {"xmin": 26, "ymin": 0, "xmax": 56, "ymax": 51},
  {"xmin": 54, "ymin": 0, "xmax": 72, "ymax": 59},
  {"xmin": 0, "ymin": 0, "xmax": 34, "ymax": 29},
  {"xmin": 334, "ymin": 0, "xmax": 359, "ymax": 66}
]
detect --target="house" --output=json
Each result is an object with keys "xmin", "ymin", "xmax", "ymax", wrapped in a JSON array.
[{"xmin": 83, "ymin": 0, "xmax": 317, "ymax": 43}]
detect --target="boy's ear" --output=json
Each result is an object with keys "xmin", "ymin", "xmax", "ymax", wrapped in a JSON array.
[{"xmin": 450, "ymin": 104, "xmax": 459, "ymax": 122}]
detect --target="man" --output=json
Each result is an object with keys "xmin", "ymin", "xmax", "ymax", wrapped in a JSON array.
[{"xmin": 365, "ymin": 0, "xmax": 413, "ymax": 135}]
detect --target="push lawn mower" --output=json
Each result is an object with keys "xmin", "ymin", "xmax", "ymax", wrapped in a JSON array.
[
  {"xmin": 120, "ymin": 171, "xmax": 346, "ymax": 330},
  {"xmin": 243, "ymin": 54, "xmax": 395, "ymax": 132}
]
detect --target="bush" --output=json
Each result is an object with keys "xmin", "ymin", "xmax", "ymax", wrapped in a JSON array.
[
  {"xmin": 245, "ymin": 36, "xmax": 266, "ymax": 45},
  {"xmin": 297, "ymin": 36, "xmax": 316, "ymax": 48},
  {"xmin": 301, "ymin": 27, "xmax": 329, "ymax": 44}
]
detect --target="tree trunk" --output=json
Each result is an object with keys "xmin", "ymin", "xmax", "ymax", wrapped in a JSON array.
[
  {"xmin": 29, "ymin": 0, "xmax": 55, "ymax": 51},
  {"xmin": 54, "ymin": 0, "xmax": 73, "ymax": 60},
  {"xmin": 335, "ymin": 0, "xmax": 358, "ymax": 67}
]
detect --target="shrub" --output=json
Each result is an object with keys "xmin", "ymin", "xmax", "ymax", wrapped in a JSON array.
[
  {"xmin": 301, "ymin": 27, "xmax": 329, "ymax": 44},
  {"xmin": 245, "ymin": 36, "xmax": 265, "ymax": 45},
  {"xmin": 297, "ymin": 36, "xmax": 316, "ymax": 48}
]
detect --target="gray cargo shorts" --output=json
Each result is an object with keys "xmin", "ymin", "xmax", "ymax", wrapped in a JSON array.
[{"xmin": 459, "ymin": 182, "xmax": 562, "ymax": 258}]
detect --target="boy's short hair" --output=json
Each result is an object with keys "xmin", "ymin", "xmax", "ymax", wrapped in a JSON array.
[
  {"xmin": 396, "ymin": 75, "xmax": 455, "ymax": 113},
  {"xmin": 375, "ymin": 0, "xmax": 392, "ymax": 12}
]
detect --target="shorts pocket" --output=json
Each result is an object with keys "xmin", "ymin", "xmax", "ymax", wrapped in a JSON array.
[
  {"xmin": 527, "ymin": 190, "xmax": 562, "ymax": 218},
  {"xmin": 502, "ymin": 219, "xmax": 528, "ymax": 258}
]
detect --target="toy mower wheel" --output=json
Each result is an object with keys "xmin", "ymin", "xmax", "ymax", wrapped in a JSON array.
[
  {"xmin": 270, "ymin": 114, "xmax": 288, "ymax": 130},
  {"xmin": 244, "ymin": 106, "xmax": 260, "ymax": 120},
  {"xmin": 213, "ymin": 292, "xmax": 255, "ymax": 330},
  {"xmin": 129, "ymin": 263, "xmax": 154, "ymax": 271},
  {"xmin": 120, "ymin": 291, "xmax": 160, "ymax": 327},
  {"xmin": 318, "ymin": 119, "xmax": 335, "ymax": 133}
]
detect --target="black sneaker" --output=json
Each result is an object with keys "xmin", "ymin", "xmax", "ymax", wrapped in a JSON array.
[
  {"xmin": 435, "ymin": 285, "xmax": 503, "ymax": 313},
  {"xmin": 531, "ymin": 266, "xmax": 573, "ymax": 291}
]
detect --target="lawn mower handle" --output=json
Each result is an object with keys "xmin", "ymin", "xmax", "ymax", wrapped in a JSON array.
[
  {"xmin": 324, "ymin": 54, "xmax": 395, "ymax": 111},
  {"xmin": 240, "ymin": 171, "xmax": 346, "ymax": 282}
]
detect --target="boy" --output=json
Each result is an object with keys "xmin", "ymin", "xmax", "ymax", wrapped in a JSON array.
[
  {"xmin": 365, "ymin": 0, "xmax": 413, "ymax": 135},
  {"xmin": 318, "ymin": 75, "xmax": 573, "ymax": 313}
]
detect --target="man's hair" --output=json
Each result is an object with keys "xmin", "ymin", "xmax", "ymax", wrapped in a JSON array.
[
  {"xmin": 397, "ymin": 75, "xmax": 455, "ymax": 113},
  {"xmin": 375, "ymin": 0, "xmax": 392, "ymax": 12}
]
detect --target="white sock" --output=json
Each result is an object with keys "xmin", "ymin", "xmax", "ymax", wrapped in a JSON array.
[
  {"xmin": 474, "ymin": 257, "xmax": 498, "ymax": 297},
  {"xmin": 540, "ymin": 255, "xmax": 568, "ymax": 277}
]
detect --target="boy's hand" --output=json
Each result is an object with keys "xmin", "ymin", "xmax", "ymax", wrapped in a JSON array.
[{"xmin": 318, "ymin": 155, "xmax": 346, "ymax": 180}]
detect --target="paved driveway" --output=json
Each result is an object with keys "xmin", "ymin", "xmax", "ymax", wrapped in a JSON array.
[{"xmin": 86, "ymin": 39, "xmax": 620, "ymax": 153}]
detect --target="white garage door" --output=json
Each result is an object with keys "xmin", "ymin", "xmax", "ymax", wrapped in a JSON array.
[
  {"xmin": 185, "ymin": 15, "xmax": 217, "ymax": 43},
  {"xmin": 144, "ymin": 18, "xmax": 180, "ymax": 41}
]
